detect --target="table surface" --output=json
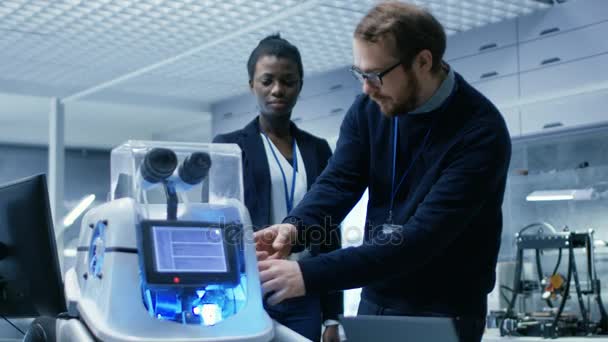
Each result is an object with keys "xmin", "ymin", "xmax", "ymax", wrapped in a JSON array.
[
  {"xmin": 483, "ymin": 328, "xmax": 608, "ymax": 341},
  {"xmin": 1, "ymin": 318, "xmax": 311, "ymax": 342}
]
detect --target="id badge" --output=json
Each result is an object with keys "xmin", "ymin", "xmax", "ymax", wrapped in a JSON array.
[{"xmin": 382, "ymin": 223, "xmax": 403, "ymax": 235}]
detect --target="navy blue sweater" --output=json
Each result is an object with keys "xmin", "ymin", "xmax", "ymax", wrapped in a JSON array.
[{"xmin": 285, "ymin": 73, "xmax": 511, "ymax": 317}]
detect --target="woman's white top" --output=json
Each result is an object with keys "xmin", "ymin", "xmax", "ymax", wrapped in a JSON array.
[{"xmin": 260, "ymin": 133, "xmax": 310, "ymax": 261}]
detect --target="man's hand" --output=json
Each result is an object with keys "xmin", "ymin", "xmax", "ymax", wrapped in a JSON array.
[
  {"xmin": 259, "ymin": 259, "xmax": 305, "ymax": 305},
  {"xmin": 254, "ymin": 223, "xmax": 297, "ymax": 260},
  {"xmin": 322, "ymin": 325, "xmax": 340, "ymax": 342}
]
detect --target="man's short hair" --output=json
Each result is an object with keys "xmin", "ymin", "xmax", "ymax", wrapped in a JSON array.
[
  {"xmin": 355, "ymin": 1, "xmax": 446, "ymax": 74},
  {"xmin": 247, "ymin": 33, "xmax": 304, "ymax": 83}
]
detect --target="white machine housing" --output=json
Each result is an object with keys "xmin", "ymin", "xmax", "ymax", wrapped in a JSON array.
[{"xmin": 61, "ymin": 141, "xmax": 274, "ymax": 342}]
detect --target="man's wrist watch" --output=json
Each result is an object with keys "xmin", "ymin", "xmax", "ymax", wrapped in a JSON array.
[{"xmin": 323, "ymin": 319, "xmax": 340, "ymax": 327}]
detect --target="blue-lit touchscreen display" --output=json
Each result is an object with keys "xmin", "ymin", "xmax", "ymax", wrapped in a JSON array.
[{"xmin": 152, "ymin": 226, "xmax": 227, "ymax": 273}]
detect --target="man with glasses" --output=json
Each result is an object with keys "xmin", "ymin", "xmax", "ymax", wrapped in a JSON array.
[{"xmin": 255, "ymin": 2, "xmax": 511, "ymax": 341}]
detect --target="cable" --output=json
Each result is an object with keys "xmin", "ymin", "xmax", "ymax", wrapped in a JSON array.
[
  {"xmin": 1, "ymin": 315, "xmax": 25, "ymax": 335},
  {"xmin": 500, "ymin": 285, "xmax": 514, "ymax": 293},
  {"xmin": 500, "ymin": 290, "xmax": 512, "ymax": 308},
  {"xmin": 499, "ymin": 285, "xmax": 516, "ymax": 310},
  {"xmin": 232, "ymin": 288, "xmax": 237, "ymax": 315},
  {"xmin": 56, "ymin": 312, "xmax": 73, "ymax": 320},
  {"xmin": 552, "ymin": 248, "xmax": 562, "ymax": 276}
]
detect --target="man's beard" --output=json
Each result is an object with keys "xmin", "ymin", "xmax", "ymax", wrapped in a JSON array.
[{"xmin": 374, "ymin": 71, "xmax": 420, "ymax": 116}]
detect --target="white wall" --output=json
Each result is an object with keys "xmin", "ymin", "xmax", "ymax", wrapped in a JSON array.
[{"xmin": 0, "ymin": 92, "xmax": 212, "ymax": 149}]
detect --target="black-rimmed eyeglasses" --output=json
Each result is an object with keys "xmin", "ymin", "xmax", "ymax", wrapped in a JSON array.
[{"xmin": 350, "ymin": 61, "xmax": 402, "ymax": 88}]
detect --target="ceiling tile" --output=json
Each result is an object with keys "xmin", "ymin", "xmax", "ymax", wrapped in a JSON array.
[{"xmin": 0, "ymin": 0, "xmax": 553, "ymax": 107}]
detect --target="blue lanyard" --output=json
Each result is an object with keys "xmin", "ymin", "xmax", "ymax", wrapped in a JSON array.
[
  {"xmin": 389, "ymin": 117, "xmax": 433, "ymax": 223},
  {"xmin": 263, "ymin": 134, "xmax": 298, "ymax": 212}
]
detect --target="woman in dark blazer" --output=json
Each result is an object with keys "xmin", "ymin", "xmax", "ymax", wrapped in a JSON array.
[{"xmin": 213, "ymin": 34, "xmax": 342, "ymax": 342}]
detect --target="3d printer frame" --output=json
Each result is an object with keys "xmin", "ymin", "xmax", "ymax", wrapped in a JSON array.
[{"xmin": 501, "ymin": 228, "xmax": 608, "ymax": 338}]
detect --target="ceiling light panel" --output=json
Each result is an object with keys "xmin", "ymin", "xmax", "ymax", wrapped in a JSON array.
[
  {"xmin": 110, "ymin": 4, "xmax": 362, "ymax": 100},
  {"xmin": 276, "ymin": 5, "xmax": 362, "ymax": 75},
  {"xmin": 416, "ymin": 0, "xmax": 551, "ymax": 32},
  {"xmin": 321, "ymin": 0, "xmax": 550, "ymax": 33},
  {"xmin": 106, "ymin": 55, "xmax": 253, "ymax": 103},
  {"xmin": 0, "ymin": 0, "xmax": 300, "ymax": 95},
  {"xmin": 0, "ymin": 0, "xmax": 553, "ymax": 106}
]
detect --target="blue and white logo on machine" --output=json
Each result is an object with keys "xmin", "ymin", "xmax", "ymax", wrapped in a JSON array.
[{"xmin": 88, "ymin": 220, "xmax": 106, "ymax": 278}]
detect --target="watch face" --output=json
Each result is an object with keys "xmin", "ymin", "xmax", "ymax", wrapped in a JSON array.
[{"xmin": 88, "ymin": 220, "xmax": 106, "ymax": 278}]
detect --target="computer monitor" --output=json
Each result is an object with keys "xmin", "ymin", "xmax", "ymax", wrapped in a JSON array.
[
  {"xmin": 0, "ymin": 174, "xmax": 66, "ymax": 317},
  {"xmin": 341, "ymin": 315, "xmax": 459, "ymax": 342}
]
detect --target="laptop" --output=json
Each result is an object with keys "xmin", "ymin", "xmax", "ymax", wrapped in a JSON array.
[{"xmin": 341, "ymin": 315, "xmax": 459, "ymax": 342}]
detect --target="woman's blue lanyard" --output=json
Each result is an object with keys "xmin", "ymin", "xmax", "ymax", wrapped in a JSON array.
[
  {"xmin": 263, "ymin": 134, "xmax": 298, "ymax": 212},
  {"xmin": 389, "ymin": 117, "xmax": 433, "ymax": 224}
]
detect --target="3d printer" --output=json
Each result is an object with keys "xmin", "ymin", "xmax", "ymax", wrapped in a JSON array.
[{"xmin": 500, "ymin": 222, "xmax": 608, "ymax": 338}]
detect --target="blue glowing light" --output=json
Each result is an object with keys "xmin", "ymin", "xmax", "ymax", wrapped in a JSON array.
[{"xmin": 88, "ymin": 221, "xmax": 106, "ymax": 278}]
